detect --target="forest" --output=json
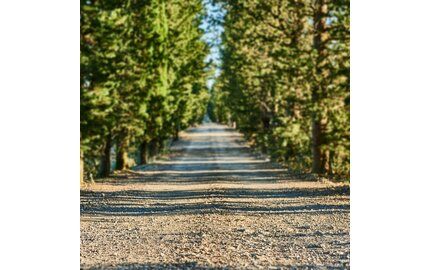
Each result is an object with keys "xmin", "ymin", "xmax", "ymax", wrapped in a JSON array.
[{"xmin": 80, "ymin": 0, "xmax": 350, "ymax": 181}]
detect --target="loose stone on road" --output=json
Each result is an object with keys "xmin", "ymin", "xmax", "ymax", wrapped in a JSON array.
[{"xmin": 81, "ymin": 122, "xmax": 350, "ymax": 269}]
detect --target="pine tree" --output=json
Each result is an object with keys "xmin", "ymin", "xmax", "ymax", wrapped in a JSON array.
[
  {"xmin": 210, "ymin": 0, "xmax": 350, "ymax": 179},
  {"xmin": 80, "ymin": 0, "xmax": 210, "ymax": 179}
]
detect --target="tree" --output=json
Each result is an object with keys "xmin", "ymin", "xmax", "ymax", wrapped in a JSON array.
[
  {"xmin": 211, "ymin": 0, "xmax": 350, "ymax": 179},
  {"xmin": 80, "ymin": 0, "xmax": 210, "ymax": 180}
]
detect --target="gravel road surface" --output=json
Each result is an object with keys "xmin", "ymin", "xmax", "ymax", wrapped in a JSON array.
[{"xmin": 81, "ymin": 122, "xmax": 350, "ymax": 269}]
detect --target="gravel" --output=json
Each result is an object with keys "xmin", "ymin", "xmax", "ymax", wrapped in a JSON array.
[{"xmin": 81, "ymin": 122, "xmax": 350, "ymax": 269}]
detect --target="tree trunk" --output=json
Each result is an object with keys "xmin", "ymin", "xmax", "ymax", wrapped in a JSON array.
[
  {"xmin": 262, "ymin": 116, "xmax": 270, "ymax": 130},
  {"xmin": 139, "ymin": 141, "xmax": 148, "ymax": 165},
  {"xmin": 80, "ymin": 149, "xmax": 84, "ymax": 184},
  {"xmin": 174, "ymin": 126, "xmax": 180, "ymax": 141},
  {"xmin": 98, "ymin": 133, "xmax": 112, "ymax": 177},
  {"xmin": 261, "ymin": 114, "xmax": 271, "ymax": 154},
  {"xmin": 116, "ymin": 135, "xmax": 129, "ymax": 170},
  {"xmin": 312, "ymin": 118, "xmax": 329, "ymax": 174},
  {"xmin": 311, "ymin": 0, "xmax": 330, "ymax": 175}
]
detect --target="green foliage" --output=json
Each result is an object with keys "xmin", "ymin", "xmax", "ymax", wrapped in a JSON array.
[
  {"xmin": 210, "ymin": 0, "xmax": 350, "ymax": 179},
  {"xmin": 81, "ymin": 0, "xmax": 209, "ymax": 178},
  {"xmin": 81, "ymin": 0, "xmax": 349, "ymax": 180}
]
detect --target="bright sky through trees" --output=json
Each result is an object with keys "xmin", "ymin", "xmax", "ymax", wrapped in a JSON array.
[{"xmin": 200, "ymin": 0, "xmax": 225, "ymax": 89}]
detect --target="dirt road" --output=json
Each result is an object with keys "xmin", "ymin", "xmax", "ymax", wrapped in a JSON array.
[{"xmin": 81, "ymin": 122, "xmax": 350, "ymax": 269}]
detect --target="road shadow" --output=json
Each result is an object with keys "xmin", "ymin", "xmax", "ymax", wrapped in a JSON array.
[{"xmin": 81, "ymin": 186, "xmax": 349, "ymax": 217}]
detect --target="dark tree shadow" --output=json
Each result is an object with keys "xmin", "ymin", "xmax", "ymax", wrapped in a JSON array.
[{"xmin": 81, "ymin": 186, "xmax": 349, "ymax": 217}]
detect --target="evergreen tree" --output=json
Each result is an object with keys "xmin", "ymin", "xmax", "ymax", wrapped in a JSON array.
[
  {"xmin": 80, "ymin": 0, "xmax": 210, "ymax": 179},
  {"xmin": 210, "ymin": 0, "xmax": 349, "ymax": 179}
]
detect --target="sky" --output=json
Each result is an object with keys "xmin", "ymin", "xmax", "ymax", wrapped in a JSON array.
[{"xmin": 200, "ymin": 0, "xmax": 226, "ymax": 90}]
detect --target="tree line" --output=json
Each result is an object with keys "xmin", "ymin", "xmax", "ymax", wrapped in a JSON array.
[
  {"xmin": 80, "ymin": 0, "xmax": 210, "ymax": 181},
  {"xmin": 209, "ymin": 0, "xmax": 350, "ymax": 179}
]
